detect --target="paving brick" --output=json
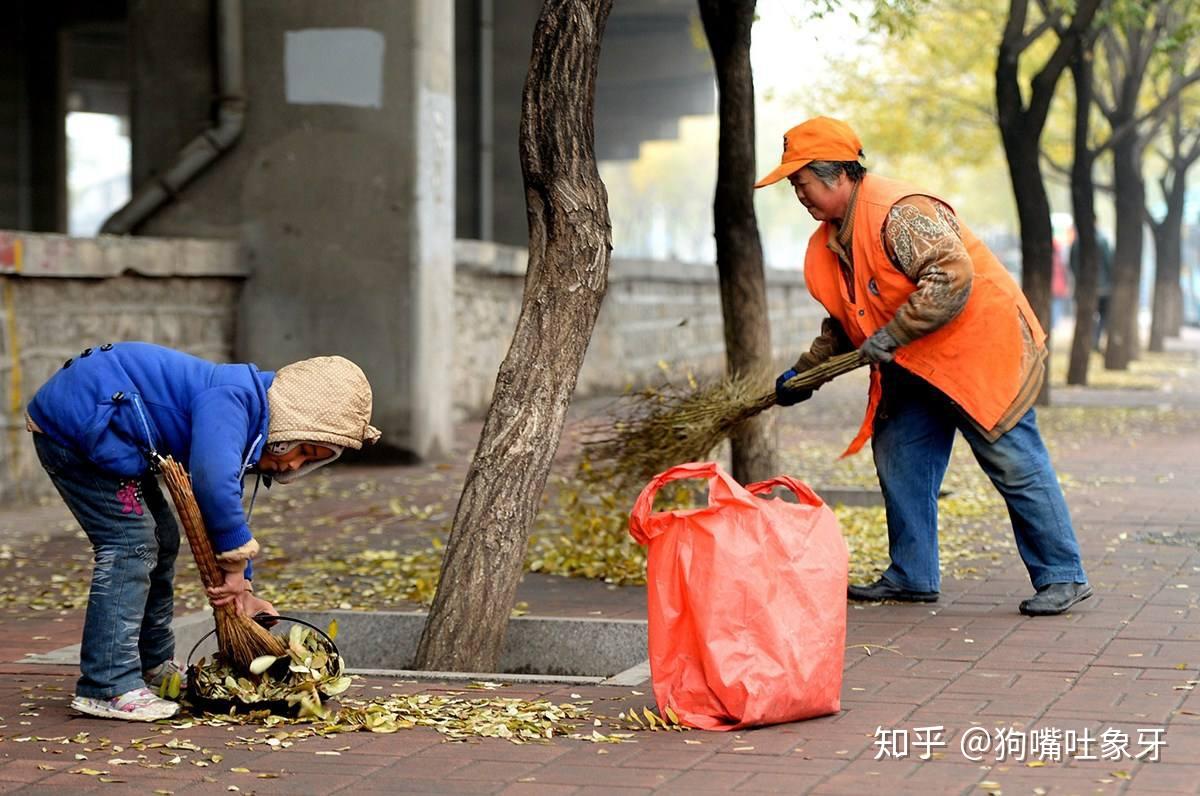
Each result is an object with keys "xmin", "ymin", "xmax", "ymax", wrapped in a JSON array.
[
  {"xmin": 873, "ymin": 677, "xmax": 948, "ymax": 703},
  {"xmin": 693, "ymin": 755, "xmax": 849, "ymax": 776},
  {"xmin": 647, "ymin": 769, "xmax": 751, "ymax": 793},
  {"xmin": 513, "ymin": 762, "xmax": 673, "ymax": 789},
  {"xmin": 732, "ymin": 772, "xmax": 824, "ymax": 792},
  {"xmin": 619, "ymin": 748, "xmax": 715, "ymax": 769},
  {"xmin": 448, "ymin": 760, "xmax": 547, "ymax": 782},
  {"xmin": 0, "ymin": 758, "xmax": 58, "ymax": 784},
  {"xmin": 496, "ymin": 784, "xmax": 580, "ymax": 796}
]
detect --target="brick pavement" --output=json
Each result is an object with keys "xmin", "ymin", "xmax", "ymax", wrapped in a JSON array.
[{"xmin": 0, "ymin": 330, "xmax": 1198, "ymax": 794}]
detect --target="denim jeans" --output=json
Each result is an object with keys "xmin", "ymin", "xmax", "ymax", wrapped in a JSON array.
[
  {"xmin": 870, "ymin": 366, "xmax": 1087, "ymax": 593},
  {"xmin": 34, "ymin": 433, "xmax": 180, "ymax": 698}
]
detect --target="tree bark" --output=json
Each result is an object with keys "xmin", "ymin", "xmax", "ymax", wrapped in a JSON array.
[
  {"xmin": 1149, "ymin": 176, "xmax": 1184, "ymax": 352},
  {"xmin": 414, "ymin": 0, "xmax": 614, "ymax": 673},
  {"xmin": 996, "ymin": 115, "xmax": 1055, "ymax": 396},
  {"xmin": 697, "ymin": 0, "xmax": 774, "ymax": 485},
  {"xmin": 1147, "ymin": 101, "xmax": 1199, "ymax": 351},
  {"xmin": 994, "ymin": 0, "xmax": 1101, "ymax": 403},
  {"xmin": 1067, "ymin": 39, "xmax": 1099, "ymax": 387},
  {"xmin": 1105, "ymin": 125, "xmax": 1145, "ymax": 370}
]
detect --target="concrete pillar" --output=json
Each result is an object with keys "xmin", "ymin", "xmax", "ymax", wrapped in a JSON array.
[
  {"xmin": 0, "ymin": 8, "xmax": 25, "ymax": 230},
  {"xmin": 489, "ymin": 0, "xmax": 541, "ymax": 248},
  {"xmin": 24, "ymin": 3, "xmax": 67, "ymax": 233},
  {"xmin": 131, "ymin": 1, "xmax": 455, "ymax": 459},
  {"xmin": 407, "ymin": 2, "xmax": 456, "ymax": 459}
]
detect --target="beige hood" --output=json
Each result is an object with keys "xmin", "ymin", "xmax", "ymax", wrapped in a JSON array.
[{"xmin": 266, "ymin": 356, "xmax": 382, "ymax": 450}]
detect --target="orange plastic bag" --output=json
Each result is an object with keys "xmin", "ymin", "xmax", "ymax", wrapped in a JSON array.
[{"xmin": 628, "ymin": 461, "xmax": 848, "ymax": 730}]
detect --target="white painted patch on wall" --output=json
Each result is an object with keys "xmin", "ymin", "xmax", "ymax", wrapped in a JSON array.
[{"xmin": 284, "ymin": 28, "xmax": 385, "ymax": 109}]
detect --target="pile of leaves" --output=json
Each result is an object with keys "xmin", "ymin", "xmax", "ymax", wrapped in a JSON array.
[
  {"xmin": 176, "ymin": 685, "xmax": 645, "ymax": 745},
  {"xmin": 257, "ymin": 545, "xmax": 446, "ymax": 611},
  {"xmin": 188, "ymin": 622, "xmax": 351, "ymax": 719},
  {"xmin": 321, "ymin": 694, "xmax": 593, "ymax": 742}
]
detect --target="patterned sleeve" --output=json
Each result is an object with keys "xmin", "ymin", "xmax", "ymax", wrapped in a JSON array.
[
  {"xmin": 793, "ymin": 316, "xmax": 855, "ymax": 372},
  {"xmin": 881, "ymin": 195, "xmax": 973, "ymax": 345}
]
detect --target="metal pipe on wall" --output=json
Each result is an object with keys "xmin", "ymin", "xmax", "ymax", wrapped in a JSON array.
[
  {"xmin": 100, "ymin": 0, "xmax": 243, "ymax": 235},
  {"xmin": 478, "ymin": 0, "xmax": 493, "ymax": 241}
]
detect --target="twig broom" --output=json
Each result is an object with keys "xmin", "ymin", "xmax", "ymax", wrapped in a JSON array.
[
  {"xmin": 158, "ymin": 455, "xmax": 287, "ymax": 671},
  {"xmin": 581, "ymin": 351, "xmax": 867, "ymax": 493}
]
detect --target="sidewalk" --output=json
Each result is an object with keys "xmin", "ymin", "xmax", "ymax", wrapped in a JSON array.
[{"xmin": 0, "ymin": 330, "xmax": 1198, "ymax": 794}]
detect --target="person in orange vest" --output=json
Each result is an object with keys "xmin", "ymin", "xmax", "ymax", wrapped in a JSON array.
[{"xmin": 756, "ymin": 116, "xmax": 1090, "ymax": 616}]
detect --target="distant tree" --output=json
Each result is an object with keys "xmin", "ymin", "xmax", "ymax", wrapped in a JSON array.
[
  {"xmin": 823, "ymin": 0, "xmax": 1011, "ymax": 169},
  {"xmin": 1146, "ymin": 56, "xmax": 1200, "ymax": 350},
  {"xmin": 414, "ymin": 0, "xmax": 614, "ymax": 673},
  {"xmin": 995, "ymin": 0, "xmax": 1102, "ymax": 401},
  {"xmin": 785, "ymin": 0, "xmax": 1063, "ymax": 233},
  {"xmin": 1065, "ymin": 22, "xmax": 1105, "ymax": 386},
  {"xmin": 1096, "ymin": 0, "xmax": 1200, "ymax": 369},
  {"xmin": 698, "ymin": 0, "xmax": 774, "ymax": 484}
]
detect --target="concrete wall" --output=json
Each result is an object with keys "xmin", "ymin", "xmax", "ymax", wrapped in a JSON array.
[
  {"xmin": 0, "ymin": 230, "xmax": 245, "ymax": 504},
  {"xmin": 128, "ymin": 0, "xmax": 455, "ymax": 460}
]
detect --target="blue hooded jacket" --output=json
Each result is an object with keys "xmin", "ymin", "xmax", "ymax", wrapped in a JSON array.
[{"xmin": 28, "ymin": 342, "xmax": 273, "ymax": 559}]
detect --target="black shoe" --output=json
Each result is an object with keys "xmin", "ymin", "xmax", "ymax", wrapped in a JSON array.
[
  {"xmin": 847, "ymin": 578, "xmax": 939, "ymax": 603},
  {"xmin": 1019, "ymin": 582, "xmax": 1093, "ymax": 616}
]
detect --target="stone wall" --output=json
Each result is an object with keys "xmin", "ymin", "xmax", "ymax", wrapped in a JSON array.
[
  {"xmin": 0, "ymin": 231, "xmax": 244, "ymax": 504},
  {"xmin": 453, "ymin": 241, "xmax": 824, "ymax": 416}
]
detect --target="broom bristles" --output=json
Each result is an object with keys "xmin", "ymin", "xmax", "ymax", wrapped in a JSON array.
[
  {"xmin": 158, "ymin": 456, "xmax": 287, "ymax": 671},
  {"xmin": 582, "ymin": 351, "xmax": 866, "ymax": 492},
  {"xmin": 216, "ymin": 606, "xmax": 288, "ymax": 668}
]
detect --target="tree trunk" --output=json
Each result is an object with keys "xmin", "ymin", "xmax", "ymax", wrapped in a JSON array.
[
  {"xmin": 996, "ymin": 118, "xmax": 1055, "ymax": 401},
  {"xmin": 698, "ymin": 0, "xmax": 774, "ymax": 485},
  {"xmin": 1105, "ymin": 127, "xmax": 1144, "ymax": 370},
  {"xmin": 1007, "ymin": 139, "xmax": 1054, "ymax": 345},
  {"xmin": 1148, "ymin": 188, "xmax": 1182, "ymax": 352},
  {"xmin": 1067, "ymin": 41, "xmax": 1098, "ymax": 387},
  {"xmin": 414, "ymin": 0, "xmax": 613, "ymax": 673},
  {"xmin": 994, "ymin": 0, "xmax": 1101, "ymax": 403},
  {"xmin": 1148, "ymin": 128, "xmax": 1195, "ymax": 349}
]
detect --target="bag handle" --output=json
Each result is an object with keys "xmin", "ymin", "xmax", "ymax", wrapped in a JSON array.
[
  {"xmin": 743, "ymin": 475, "xmax": 826, "ymax": 508},
  {"xmin": 629, "ymin": 461, "xmax": 755, "ymax": 544}
]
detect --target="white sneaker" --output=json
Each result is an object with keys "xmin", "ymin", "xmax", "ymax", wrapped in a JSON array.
[
  {"xmin": 143, "ymin": 659, "xmax": 187, "ymax": 698},
  {"xmin": 71, "ymin": 687, "xmax": 180, "ymax": 721}
]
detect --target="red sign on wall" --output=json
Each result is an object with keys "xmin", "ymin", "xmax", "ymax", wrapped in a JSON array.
[{"xmin": 0, "ymin": 233, "xmax": 22, "ymax": 272}]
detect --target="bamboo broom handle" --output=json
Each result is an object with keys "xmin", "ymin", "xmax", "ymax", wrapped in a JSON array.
[
  {"xmin": 158, "ymin": 455, "xmax": 288, "ymax": 669},
  {"xmin": 779, "ymin": 350, "xmax": 866, "ymax": 393},
  {"xmin": 158, "ymin": 456, "xmax": 225, "ymax": 590}
]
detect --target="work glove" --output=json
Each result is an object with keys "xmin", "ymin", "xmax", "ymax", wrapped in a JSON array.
[
  {"xmin": 859, "ymin": 327, "xmax": 901, "ymax": 364},
  {"xmin": 775, "ymin": 368, "xmax": 814, "ymax": 407}
]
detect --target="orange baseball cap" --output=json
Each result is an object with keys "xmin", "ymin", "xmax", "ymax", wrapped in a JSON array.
[{"xmin": 754, "ymin": 116, "xmax": 864, "ymax": 189}]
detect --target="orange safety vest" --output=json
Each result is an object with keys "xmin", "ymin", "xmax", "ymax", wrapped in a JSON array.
[{"xmin": 804, "ymin": 175, "xmax": 1044, "ymax": 457}]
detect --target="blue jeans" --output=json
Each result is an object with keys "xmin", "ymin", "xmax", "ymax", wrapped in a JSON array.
[
  {"xmin": 870, "ymin": 366, "xmax": 1087, "ymax": 593},
  {"xmin": 34, "ymin": 433, "xmax": 180, "ymax": 698}
]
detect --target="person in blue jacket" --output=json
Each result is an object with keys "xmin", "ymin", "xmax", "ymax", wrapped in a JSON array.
[{"xmin": 26, "ymin": 342, "xmax": 381, "ymax": 721}]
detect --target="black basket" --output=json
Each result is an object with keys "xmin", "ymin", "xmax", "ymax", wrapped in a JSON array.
[{"xmin": 184, "ymin": 613, "xmax": 342, "ymax": 716}]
